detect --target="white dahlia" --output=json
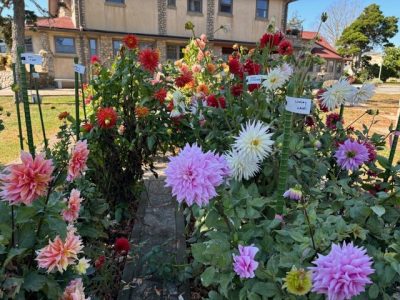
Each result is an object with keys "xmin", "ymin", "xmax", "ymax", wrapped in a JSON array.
[
  {"xmin": 350, "ymin": 83, "xmax": 375, "ymax": 105},
  {"xmin": 321, "ymin": 79, "xmax": 356, "ymax": 111},
  {"xmin": 224, "ymin": 150, "xmax": 260, "ymax": 181},
  {"xmin": 262, "ymin": 68, "xmax": 288, "ymax": 91}
]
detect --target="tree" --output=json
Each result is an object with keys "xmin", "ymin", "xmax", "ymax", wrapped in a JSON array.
[
  {"xmin": 337, "ymin": 4, "xmax": 398, "ymax": 68},
  {"xmin": 383, "ymin": 46, "xmax": 400, "ymax": 76},
  {"xmin": 320, "ymin": 0, "xmax": 362, "ymax": 46}
]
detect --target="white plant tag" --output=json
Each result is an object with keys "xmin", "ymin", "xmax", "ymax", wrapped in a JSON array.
[
  {"xmin": 21, "ymin": 53, "xmax": 43, "ymax": 65},
  {"xmin": 32, "ymin": 72, "xmax": 40, "ymax": 79},
  {"xmin": 246, "ymin": 75, "xmax": 268, "ymax": 85},
  {"xmin": 74, "ymin": 64, "xmax": 86, "ymax": 74},
  {"xmin": 285, "ymin": 96, "xmax": 312, "ymax": 115}
]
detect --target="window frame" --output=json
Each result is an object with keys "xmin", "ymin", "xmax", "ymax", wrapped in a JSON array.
[
  {"xmin": 105, "ymin": 0, "xmax": 124, "ymax": 3},
  {"xmin": 327, "ymin": 60, "xmax": 334, "ymax": 73},
  {"xmin": 255, "ymin": 0, "xmax": 268, "ymax": 19},
  {"xmin": 187, "ymin": 0, "xmax": 202, "ymax": 13},
  {"xmin": 25, "ymin": 37, "xmax": 34, "ymax": 53},
  {"xmin": 54, "ymin": 36, "xmax": 76, "ymax": 54},
  {"xmin": 89, "ymin": 38, "xmax": 98, "ymax": 57},
  {"xmin": 167, "ymin": 0, "xmax": 176, "ymax": 7},
  {"xmin": 219, "ymin": 0, "xmax": 233, "ymax": 14},
  {"xmin": 166, "ymin": 44, "xmax": 185, "ymax": 61},
  {"xmin": 112, "ymin": 39, "xmax": 123, "ymax": 56}
]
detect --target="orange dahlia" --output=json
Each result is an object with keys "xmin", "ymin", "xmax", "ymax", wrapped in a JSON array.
[
  {"xmin": 123, "ymin": 34, "xmax": 138, "ymax": 49},
  {"xmin": 135, "ymin": 106, "xmax": 150, "ymax": 118},
  {"xmin": 196, "ymin": 83, "xmax": 209, "ymax": 95},
  {"xmin": 154, "ymin": 88, "xmax": 167, "ymax": 104},
  {"xmin": 97, "ymin": 107, "xmax": 118, "ymax": 129}
]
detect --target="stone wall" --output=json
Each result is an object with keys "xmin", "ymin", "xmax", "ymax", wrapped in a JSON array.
[
  {"xmin": 206, "ymin": 0, "xmax": 215, "ymax": 39},
  {"xmin": 0, "ymin": 70, "xmax": 13, "ymax": 89},
  {"xmin": 158, "ymin": 0, "xmax": 167, "ymax": 35},
  {"xmin": 99, "ymin": 36, "xmax": 113, "ymax": 67}
]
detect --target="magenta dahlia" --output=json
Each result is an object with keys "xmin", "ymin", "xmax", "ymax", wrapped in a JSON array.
[
  {"xmin": 310, "ymin": 242, "xmax": 374, "ymax": 300},
  {"xmin": 334, "ymin": 139, "xmax": 369, "ymax": 171}
]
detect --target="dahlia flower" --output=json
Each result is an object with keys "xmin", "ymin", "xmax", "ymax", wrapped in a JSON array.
[
  {"xmin": 350, "ymin": 83, "xmax": 375, "ymax": 105},
  {"xmin": 224, "ymin": 150, "xmax": 260, "ymax": 181},
  {"xmin": 278, "ymin": 40, "xmax": 294, "ymax": 55},
  {"xmin": 233, "ymin": 245, "xmax": 259, "ymax": 279},
  {"xmin": 233, "ymin": 120, "xmax": 274, "ymax": 162},
  {"xmin": 139, "ymin": 48, "xmax": 159, "ymax": 73},
  {"xmin": 321, "ymin": 79, "xmax": 356, "ymax": 111},
  {"xmin": 75, "ymin": 257, "xmax": 91, "ymax": 275},
  {"xmin": 259, "ymin": 32, "xmax": 283, "ymax": 49},
  {"xmin": 115, "ymin": 237, "xmax": 131, "ymax": 254},
  {"xmin": 175, "ymin": 70, "xmax": 193, "ymax": 87},
  {"xmin": 36, "ymin": 226, "xmax": 83, "ymax": 273},
  {"xmin": 90, "ymin": 55, "xmax": 100, "ymax": 64},
  {"xmin": 97, "ymin": 107, "xmax": 118, "ymax": 129},
  {"xmin": 0, "ymin": 152, "xmax": 54, "ymax": 206},
  {"xmin": 283, "ymin": 187, "xmax": 302, "ymax": 201},
  {"xmin": 326, "ymin": 112, "xmax": 342, "ymax": 130},
  {"xmin": 335, "ymin": 139, "xmax": 369, "ymax": 171},
  {"xmin": 122, "ymin": 34, "xmax": 138, "ymax": 49},
  {"xmin": 165, "ymin": 144, "xmax": 229, "ymax": 207},
  {"xmin": 154, "ymin": 88, "xmax": 167, "ymax": 104},
  {"xmin": 231, "ymin": 83, "xmax": 243, "ymax": 97},
  {"xmin": 229, "ymin": 58, "xmax": 242, "ymax": 76},
  {"xmin": 363, "ymin": 140, "xmax": 377, "ymax": 162},
  {"xmin": 280, "ymin": 63, "xmax": 294, "ymax": 78},
  {"xmin": 262, "ymin": 68, "xmax": 288, "ymax": 91},
  {"xmin": 62, "ymin": 189, "xmax": 83, "ymax": 223},
  {"xmin": 67, "ymin": 140, "xmax": 89, "ymax": 182},
  {"xmin": 135, "ymin": 106, "xmax": 150, "ymax": 118},
  {"xmin": 283, "ymin": 266, "xmax": 312, "ymax": 296},
  {"xmin": 310, "ymin": 242, "xmax": 374, "ymax": 300},
  {"xmin": 61, "ymin": 278, "xmax": 89, "ymax": 300},
  {"xmin": 207, "ymin": 94, "xmax": 226, "ymax": 108}
]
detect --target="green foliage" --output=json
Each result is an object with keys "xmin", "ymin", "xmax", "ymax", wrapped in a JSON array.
[{"xmin": 383, "ymin": 46, "xmax": 400, "ymax": 77}]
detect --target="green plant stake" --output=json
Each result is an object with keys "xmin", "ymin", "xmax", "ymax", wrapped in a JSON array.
[
  {"xmin": 385, "ymin": 112, "xmax": 400, "ymax": 182},
  {"xmin": 80, "ymin": 73, "xmax": 87, "ymax": 120},
  {"xmin": 12, "ymin": 63, "xmax": 24, "ymax": 151},
  {"xmin": 31, "ymin": 65, "xmax": 48, "ymax": 150},
  {"xmin": 74, "ymin": 57, "xmax": 80, "ymax": 140},
  {"xmin": 17, "ymin": 46, "xmax": 35, "ymax": 156},
  {"xmin": 339, "ymin": 103, "xmax": 345, "ymax": 120}
]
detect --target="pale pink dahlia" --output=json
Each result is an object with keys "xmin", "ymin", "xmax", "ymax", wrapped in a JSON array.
[
  {"xmin": 233, "ymin": 245, "xmax": 259, "ymax": 279},
  {"xmin": 36, "ymin": 226, "xmax": 83, "ymax": 273},
  {"xmin": 0, "ymin": 152, "xmax": 54, "ymax": 205},
  {"xmin": 283, "ymin": 187, "xmax": 302, "ymax": 201},
  {"xmin": 334, "ymin": 139, "xmax": 369, "ymax": 171},
  {"xmin": 165, "ymin": 144, "xmax": 230, "ymax": 207},
  {"xmin": 67, "ymin": 140, "xmax": 90, "ymax": 182},
  {"xmin": 62, "ymin": 189, "xmax": 83, "ymax": 223},
  {"xmin": 61, "ymin": 278, "xmax": 90, "ymax": 300},
  {"xmin": 309, "ymin": 242, "xmax": 374, "ymax": 300}
]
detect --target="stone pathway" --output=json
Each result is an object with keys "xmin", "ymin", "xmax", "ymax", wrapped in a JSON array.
[{"xmin": 118, "ymin": 164, "xmax": 188, "ymax": 300}]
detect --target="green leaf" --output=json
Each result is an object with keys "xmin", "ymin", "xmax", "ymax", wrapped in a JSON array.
[
  {"xmin": 43, "ymin": 277, "xmax": 62, "ymax": 299},
  {"xmin": 192, "ymin": 243, "xmax": 208, "ymax": 264},
  {"xmin": 3, "ymin": 248, "xmax": 27, "ymax": 268},
  {"xmin": 23, "ymin": 272, "xmax": 46, "ymax": 292},
  {"xmin": 252, "ymin": 282, "xmax": 278, "ymax": 297},
  {"xmin": 201, "ymin": 266, "xmax": 217, "ymax": 287},
  {"xmin": 368, "ymin": 283, "xmax": 380, "ymax": 299},
  {"xmin": 45, "ymin": 217, "xmax": 67, "ymax": 239},
  {"xmin": 371, "ymin": 205, "xmax": 386, "ymax": 217},
  {"xmin": 147, "ymin": 136, "xmax": 156, "ymax": 151},
  {"xmin": 15, "ymin": 206, "xmax": 37, "ymax": 224}
]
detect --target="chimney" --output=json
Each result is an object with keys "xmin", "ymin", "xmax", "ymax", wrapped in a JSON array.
[{"xmin": 58, "ymin": 0, "xmax": 73, "ymax": 17}]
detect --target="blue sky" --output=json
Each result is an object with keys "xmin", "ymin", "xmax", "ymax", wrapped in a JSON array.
[
  {"xmin": 4, "ymin": 0, "xmax": 400, "ymax": 46},
  {"xmin": 288, "ymin": 0, "xmax": 400, "ymax": 46}
]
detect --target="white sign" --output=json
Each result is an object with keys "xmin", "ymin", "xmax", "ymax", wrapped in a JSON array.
[
  {"xmin": 246, "ymin": 75, "xmax": 268, "ymax": 85},
  {"xmin": 285, "ymin": 96, "xmax": 312, "ymax": 115},
  {"xmin": 74, "ymin": 64, "xmax": 86, "ymax": 74},
  {"xmin": 21, "ymin": 53, "xmax": 43, "ymax": 65},
  {"xmin": 32, "ymin": 72, "xmax": 40, "ymax": 79}
]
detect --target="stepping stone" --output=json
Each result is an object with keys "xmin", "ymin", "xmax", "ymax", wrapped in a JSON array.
[{"xmin": 118, "ymin": 166, "xmax": 188, "ymax": 300}]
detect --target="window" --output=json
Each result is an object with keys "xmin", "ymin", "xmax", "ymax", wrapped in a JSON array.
[
  {"xmin": 336, "ymin": 62, "xmax": 342, "ymax": 74},
  {"xmin": 105, "ymin": 0, "xmax": 124, "ymax": 3},
  {"xmin": 256, "ymin": 0, "xmax": 268, "ymax": 19},
  {"xmin": 0, "ymin": 43, "xmax": 6, "ymax": 53},
  {"xmin": 219, "ymin": 0, "xmax": 232, "ymax": 14},
  {"xmin": 166, "ymin": 45, "xmax": 185, "ymax": 60},
  {"xmin": 55, "ymin": 37, "xmax": 76, "ymax": 54},
  {"xmin": 139, "ymin": 42, "xmax": 155, "ymax": 50},
  {"xmin": 221, "ymin": 47, "xmax": 233, "ymax": 60},
  {"xmin": 112, "ymin": 40, "xmax": 122, "ymax": 56},
  {"xmin": 167, "ymin": 0, "xmax": 176, "ymax": 7},
  {"xmin": 25, "ymin": 37, "xmax": 33, "ymax": 52},
  {"xmin": 89, "ymin": 39, "xmax": 98, "ymax": 56},
  {"xmin": 315, "ymin": 64, "xmax": 321, "ymax": 72},
  {"xmin": 188, "ymin": 0, "xmax": 202, "ymax": 13},
  {"xmin": 327, "ymin": 61, "xmax": 334, "ymax": 73}
]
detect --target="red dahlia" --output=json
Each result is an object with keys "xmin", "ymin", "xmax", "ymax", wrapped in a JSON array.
[
  {"xmin": 228, "ymin": 58, "xmax": 242, "ymax": 76},
  {"xmin": 139, "ymin": 48, "xmax": 159, "ymax": 72},
  {"xmin": 90, "ymin": 55, "xmax": 100, "ymax": 64},
  {"xmin": 154, "ymin": 88, "xmax": 167, "ymax": 104},
  {"xmin": 115, "ymin": 237, "xmax": 131, "ymax": 254},
  {"xmin": 207, "ymin": 94, "xmax": 226, "ymax": 108},
  {"xmin": 97, "ymin": 107, "xmax": 118, "ymax": 129},
  {"xmin": 58, "ymin": 111, "xmax": 69, "ymax": 120},
  {"xmin": 278, "ymin": 40, "xmax": 294, "ymax": 56},
  {"xmin": 123, "ymin": 34, "xmax": 138, "ymax": 49},
  {"xmin": 81, "ymin": 122, "xmax": 94, "ymax": 133},
  {"xmin": 363, "ymin": 140, "xmax": 377, "ymax": 162},
  {"xmin": 243, "ymin": 59, "xmax": 261, "ymax": 75},
  {"xmin": 231, "ymin": 83, "xmax": 243, "ymax": 97},
  {"xmin": 326, "ymin": 113, "xmax": 342, "ymax": 130},
  {"xmin": 95, "ymin": 255, "xmax": 105, "ymax": 269},
  {"xmin": 305, "ymin": 116, "xmax": 315, "ymax": 127},
  {"xmin": 259, "ymin": 32, "xmax": 284, "ymax": 49},
  {"xmin": 175, "ymin": 71, "xmax": 193, "ymax": 88}
]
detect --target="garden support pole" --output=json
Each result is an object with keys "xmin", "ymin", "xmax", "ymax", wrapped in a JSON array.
[
  {"xmin": 80, "ymin": 73, "xmax": 87, "ymax": 120},
  {"xmin": 31, "ymin": 65, "xmax": 48, "ymax": 150},
  {"xmin": 74, "ymin": 57, "xmax": 80, "ymax": 140},
  {"xmin": 12, "ymin": 63, "xmax": 24, "ymax": 151},
  {"xmin": 17, "ymin": 46, "xmax": 35, "ymax": 156},
  {"xmin": 384, "ymin": 111, "xmax": 400, "ymax": 182}
]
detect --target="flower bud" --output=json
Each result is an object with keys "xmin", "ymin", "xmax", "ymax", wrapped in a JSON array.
[{"xmin": 185, "ymin": 21, "xmax": 195, "ymax": 30}]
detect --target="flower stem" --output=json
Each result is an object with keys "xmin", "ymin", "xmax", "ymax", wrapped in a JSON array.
[
  {"xmin": 303, "ymin": 203, "xmax": 316, "ymax": 251},
  {"xmin": 11, "ymin": 206, "xmax": 16, "ymax": 248},
  {"xmin": 384, "ymin": 109, "xmax": 400, "ymax": 182},
  {"xmin": 339, "ymin": 104, "xmax": 345, "ymax": 120}
]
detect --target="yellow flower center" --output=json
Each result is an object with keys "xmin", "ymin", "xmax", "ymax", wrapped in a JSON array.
[{"xmin": 251, "ymin": 139, "xmax": 260, "ymax": 147}]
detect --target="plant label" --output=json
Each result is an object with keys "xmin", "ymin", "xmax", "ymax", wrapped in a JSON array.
[
  {"xmin": 285, "ymin": 96, "xmax": 312, "ymax": 115},
  {"xmin": 74, "ymin": 64, "xmax": 86, "ymax": 74},
  {"xmin": 32, "ymin": 73, "xmax": 40, "ymax": 79},
  {"xmin": 246, "ymin": 75, "xmax": 267, "ymax": 85},
  {"xmin": 21, "ymin": 53, "xmax": 43, "ymax": 65}
]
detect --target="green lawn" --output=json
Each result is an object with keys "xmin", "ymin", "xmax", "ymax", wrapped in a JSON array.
[{"xmin": 0, "ymin": 96, "xmax": 76, "ymax": 166}]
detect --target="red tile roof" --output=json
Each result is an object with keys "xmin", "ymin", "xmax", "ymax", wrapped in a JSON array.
[
  {"xmin": 36, "ymin": 17, "xmax": 76, "ymax": 30},
  {"xmin": 301, "ymin": 31, "xmax": 343, "ymax": 60}
]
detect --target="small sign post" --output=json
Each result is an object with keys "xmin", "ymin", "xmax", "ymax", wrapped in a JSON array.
[
  {"xmin": 12, "ymin": 63, "xmax": 24, "ymax": 151},
  {"xmin": 74, "ymin": 57, "xmax": 80, "ymax": 140}
]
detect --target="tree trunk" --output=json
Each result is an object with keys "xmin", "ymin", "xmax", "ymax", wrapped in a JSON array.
[{"xmin": 11, "ymin": 0, "xmax": 25, "ymax": 62}]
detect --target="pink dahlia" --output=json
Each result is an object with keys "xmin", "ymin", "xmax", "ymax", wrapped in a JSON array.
[
  {"xmin": 36, "ymin": 226, "xmax": 83, "ymax": 273},
  {"xmin": 0, "ymin": 152, "xmax": 54, "ymax": 206},
  {"xmin": 362, "ymin": 140, "xmax": 377, "ymax": 162},
  {"xmin": 283, "ymin": 187, "xmax": 302, "ymax": 201},
  {"xmin": 165, "ymin": 144, "xmax": 229, "ymax": 207},
  {"xmin": 61, "ymin": 278, "xmax": 89, "ymax": 300},
  {"xmin": 62, "ymin": 189, "xmax": 83, "ymax": 223},
  {"xmin": 310, "ymin": 242, "xmax": 374, "ymax": 300},
  {"xmin": 233, "ymin": 245, "xmax": 259, "ymax": 279},
  {"xmin": 67, "ymin": 140, "xmax": 89, "ymax": 182},
  {"xmin": 335, "ymin": 139, "xmax": 369, "ymax": 171}
]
